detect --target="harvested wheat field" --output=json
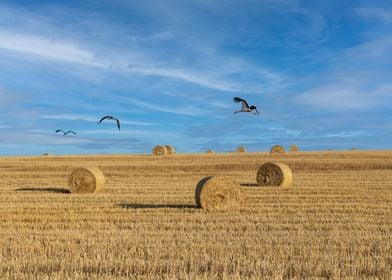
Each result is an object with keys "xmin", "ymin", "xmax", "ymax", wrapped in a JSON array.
[{"xmin": 0, "ymin": 150, "xmax": 392, "ymax": 279}]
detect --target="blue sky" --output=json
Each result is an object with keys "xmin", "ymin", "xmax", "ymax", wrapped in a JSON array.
[{"xmin": 0, "ymin": 0, "xmax": 391, "ymax": 155}]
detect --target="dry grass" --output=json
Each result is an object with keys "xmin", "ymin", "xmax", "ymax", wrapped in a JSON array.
[
  {"xmin": 68, "ymin": 166, "xmax": 105, "ymax": 193},
  {"xmin": 0, "ymin": 150, "xmax": 392, "ymax": 279}
]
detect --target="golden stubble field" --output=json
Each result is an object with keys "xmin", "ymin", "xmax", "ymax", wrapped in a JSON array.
[{"xmin": 0, "ymin": 150, "xmax": 391, "ymax": 279}]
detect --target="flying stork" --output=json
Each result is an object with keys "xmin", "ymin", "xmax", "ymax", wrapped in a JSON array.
[
  {"xmin": 98, "ymin": 116, "xmax": 121, "ymax": 131},
  {"xmin": 55, "ymin": 130, "xmax": 77, "ymax": 135},
  {"xmin": 233, "ymin": 97, "xmax": 259, "ymax": 115}
]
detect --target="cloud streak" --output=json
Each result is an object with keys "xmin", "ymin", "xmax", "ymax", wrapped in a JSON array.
[
  {"xmin": 41, "ymin": 114, "xmax": 156, "ymax": 126},
  {"xmin": 0, "ymin": 29, "xmax": 97, "ymax": 65}
]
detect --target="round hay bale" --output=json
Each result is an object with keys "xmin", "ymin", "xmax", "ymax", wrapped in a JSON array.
[
  {"xmin": 206, "ymin": 149, "xmax": 215, "ymax": 154},
  {"xmin": 289, "ymin": 144, "xmax": 299, "ymax": 152},
  {"xmin": 42, "ymin": 153, "xmax": 50, "ymax": 156},
  {"xmin": 152, "ymin": 145, "xmax": 167, "ymax": 156},
  {"xmin": 270, "ymin": 145, "xmax": 286, "ymax": 155},
  {"xmin": 68, "ymin": 166, "xmax": 105, "ymax": 193},
  {"xmin": 236, "ymin": 146, "xmax": 247, "ymax": 153},
  {"xmin": 165, "ymin": 145, "xmax": 176, "ymax": 155},
  {"xmin": 351, "ymin": 148, "xmax": 357, "ymax": 151},
  {"xmin": 256, "ymin": 162, "xmax": 292, "ymax": 187},
  {"xmin": 195, "ymin": 176, "xmax": 243, "ymax": 211}
]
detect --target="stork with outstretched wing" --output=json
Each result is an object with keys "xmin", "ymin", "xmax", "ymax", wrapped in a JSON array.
[
  {"xmin": 233, "ymin": 97, "xmax": 259, "ymax": 115},
  {"xmin": 98, "ymin": 116, "xmax": 121, "ymax": 130},
  {"xmin": 56, "ymin": 130, "xmax": 77, "ymax": 135}
]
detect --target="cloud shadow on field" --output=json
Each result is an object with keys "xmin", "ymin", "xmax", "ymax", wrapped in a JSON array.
[
  {"xmin": 240, "ymin": 183, "xmax": 259, "ymax": 187},
  {"xmin": 116, "ymin": 203, "xmax": 197, "ymax": 209},
  {"xmin": 15, "ymin": 187, "xmax": 71, "ymax": 193}
]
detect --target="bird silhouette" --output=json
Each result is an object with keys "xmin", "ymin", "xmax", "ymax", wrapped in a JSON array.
[
  {"xmin": 98, "ymin": 116, "xmax": 121, "ymax": 130},
  {"xmin": 233, "ymin": 97, "xmax": 259, "ymax": 115},
  {"xmin": 55, "ymin": 130, "xmax": 77, "ymax": 135}
]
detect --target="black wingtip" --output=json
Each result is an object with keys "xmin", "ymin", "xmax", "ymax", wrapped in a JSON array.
[{"xmin": 233, "ymin": 97, "xmax": 242, "ymax": 103}]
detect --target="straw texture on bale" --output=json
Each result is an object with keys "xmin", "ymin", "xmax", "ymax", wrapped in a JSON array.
[
  {"xmin": 68, "ymin": 166, "xmax": 105, "ymax": 193},
  {"xmin": 270, "ymin": 145, "xmax": 286, "ymax": 155},
  {"xmin": 289, "ymin": 144, "xmax": 299, "ymax": 152},
  {"xmin": 195, "ymin": 176, "xmax": 243, "ymax": 211},
  {"xmin": 165, "ymin": 145, "xmax": 176, "ymax": 155},
  {"xmin": 256, "ymin": 162, "xmax": 292, "ymax": 187},
  {"xmin": 236, "ymin": 146, "xmax": 247, "ymax": 153},
  {"xmin": 152, "ymin": 145, "xmax": 167, "ymax": 156},
  {"xmin": 206, "ymin": 150, "xmax": 215, "ymax": 154}
]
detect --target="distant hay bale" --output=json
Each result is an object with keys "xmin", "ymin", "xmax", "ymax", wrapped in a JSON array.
[
  {"xmin": 152, "ymin": 145, "xmax": 167, "ymax": 156},
  {"xmin": 68, "ymin": 166, "xmax": 105, "ymax": 193},
  {"xmin": 206, "ymin": 149, "xmax": 215, "ymax": 154},
  {"xmin": 289, "ymin": 144, "xmax": 299, "ymax": 152},
  {"xmin": 195, "ymin": 176, "xmax": 243, "ymax": 211},
  {"xmin": 256, "ymin": 162, "xmax": 292, "ymax": 187},
  {"xmin": 42, "ymin": 153, "xmax": 50, "ymax": 156},
  {"xmin": 351, "ymin": 148, "xmax": 357, "ymax": 151},
  {"xmin": 270, "ymin": 145, "xmax": 286, "ymax": 155},
  {"xmin": 165, "ymin": 145, "xmax": 176, "ymax": 155},
  {"xmin": 236, "ymin": 146, "xmax": 247, "ymax": 153}
]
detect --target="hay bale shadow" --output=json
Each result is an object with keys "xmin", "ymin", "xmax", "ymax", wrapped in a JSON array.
[
  {"xmin": 240, "ymin": 183, "xmax": 259, "ymax": 187},
  {"xmin": 15, "ymin": 187, "xmax": 70, "ymax": 194},
  {"xmin": 116, "ymin": 203, "xmax": 197, "ymax": 209}
]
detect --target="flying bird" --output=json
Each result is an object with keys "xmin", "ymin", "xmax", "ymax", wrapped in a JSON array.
[
  {"xmin": 233, "ymin": 97, "xmax": 259, "ymax": 115},
  {"xmin": 55, "ymin": 130, "xmax": 76, "ymax": 135},
  {"xmin": 98, "ymin": 115, "xmax": 121, "ymax": 130}
]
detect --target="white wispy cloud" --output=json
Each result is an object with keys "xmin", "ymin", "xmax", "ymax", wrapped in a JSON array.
[
  {"xmin": 0, "ymin": 130, "xmax": 90, "ymax": 145},
  {"xmin": 296, "ymin": 83, "xmax": 392, "ymax": 112},
  {"xmin": 345, "ymin": 36, "xmax": 392, "ymax": 61},
  {"xmin": 357, "ymin": 6, "xmax": 392, "ymax": 23},
  {"xmin": 0, "ymin": 27, "xmax": 280, "ymax": 93},
  {"xmin": 78, "ymin": 128, "xmax": 179, "ymax": 139},
  {"xmin": 117, "ymin": 97, "xmax": 206, "ymax": 116},
  {"xmin": 41, "ymin": 114, "xmax": 156, "ymax": 126},
  {"xmin": 0, "ymin": 29, "xmax": 98, "ymax": 65},
  {"xmin": 0, "ymin": 3, "xmax": 285, "ymax": 94}
]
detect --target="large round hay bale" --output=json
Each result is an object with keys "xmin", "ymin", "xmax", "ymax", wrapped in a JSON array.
[
  {"xmin": 256, "ymin": 162, "xmax": 292, "ymax": 187},
  {"xmin": 165, "ymin": 145, "xmax": 176, "ymax": 155},
  {"xmin": 270, "ymin": 145, "xmax": 286, "ymax": 155},
  {"xmin": 236, "ymin": 146, "xmax": 247, "ymax": 153},
  {"xmin": 68, "ymin": 167, "xmax": 105, "ymax": 193},
  {"xmin": 289, "ymin": 144, "xmax": 299, "ymax": 152},
  {"xmin": 206, "ymin": 149, "xmax": 215, "ymax": 154},
  {"xmin": 152, "ymin": 145, "xmax": 167, "ymax": 156},
  {"xmin": 195, "ymin": 176, "xmax": 243, "ymax": 211}
]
